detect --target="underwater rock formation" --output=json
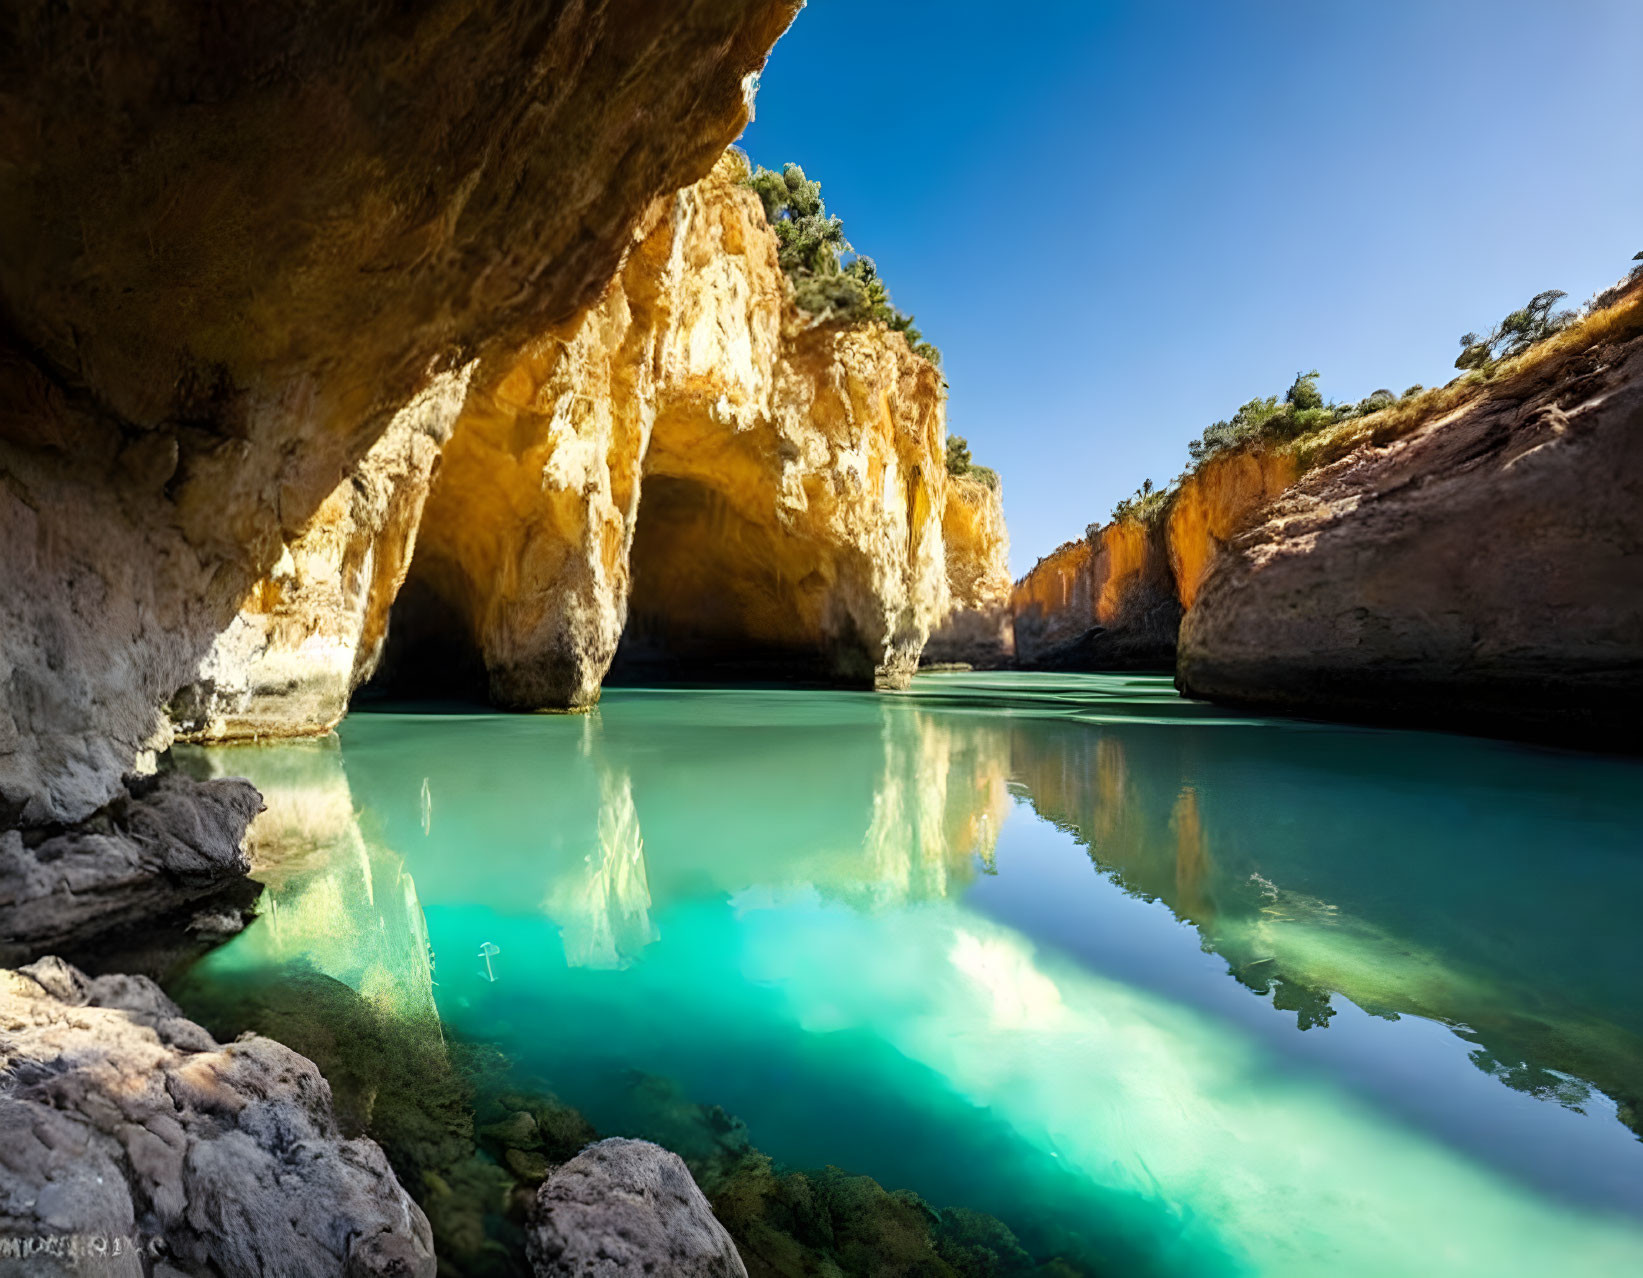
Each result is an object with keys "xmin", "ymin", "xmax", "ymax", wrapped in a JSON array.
[
  {"xmin": 0, "ymin": 0, "xmax": 800, "ymax": 828},
  {"xmin": 390, "ymin": 154, "xmax": 950, "ymax": 706},
  {"xmin": 527, "ymin": 1139, "xmax": 748, "ymax": 1278},
  {"xmin": 924, "ymin": 474, "xmax": 1014, "ymax": 667},
  {"xmin": 1179, "ymin": 323, "xmax": 1643, "ymax": 743},
  {"xmin": 0, "ymin": 956, "xmax": 434, "ymax": 1277}
]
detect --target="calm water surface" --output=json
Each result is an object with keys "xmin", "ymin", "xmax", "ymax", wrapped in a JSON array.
[{"xmin": 176, "ymin": 673, "xmax": 1643, "ymax": 1276}]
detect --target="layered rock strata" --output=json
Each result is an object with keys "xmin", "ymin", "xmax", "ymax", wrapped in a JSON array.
[
  {"xmin": 0, "ymin": 0, "xmax": 800, "ymax": 827},
  {"xmin": 0, "ymin": 956, "xmax": 434, "ymax": 1277},
  {"xmin": 923, "ymin": 474, "xmax": 1014, "ymax": 667},
  {"xmin": 389, "ymin": 155, "xmax": 950, "ymax": 707},
  {"xmin": 1179, "ymin": 321, "xmax": 1643, "ymax": 744}
]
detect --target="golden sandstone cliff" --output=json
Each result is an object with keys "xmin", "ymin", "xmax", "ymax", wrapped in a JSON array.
[
  {"xmin": 170, "ymin": 151, "xmax": 981, "ymax": 734},
  {"xmin": 1014, "ymin": 278, "xmax": 1643, "ymax": 745},
  {"xmin": 924, "ymin": 474, "xmax": 1014, "ymax": 667},
  {"xmin": 393, "ymin": 152, "xmax": 953, "ymax": 706},
  {"xmin": 0, "ymin": 0, "xmax": 802, "ymax": 824}
]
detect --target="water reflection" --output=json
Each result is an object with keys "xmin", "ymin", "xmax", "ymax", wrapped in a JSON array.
[{"xmin": 170, "ymin": 676, "xmax": 1643, "ymax": 1277}]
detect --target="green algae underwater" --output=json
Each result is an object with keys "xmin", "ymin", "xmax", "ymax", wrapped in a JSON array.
[{"xmin": 168, "ymin": 673, "xmax": 1643, "ymax": 1277}]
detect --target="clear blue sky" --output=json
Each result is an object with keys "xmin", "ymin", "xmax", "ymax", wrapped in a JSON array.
[{"xmin": 740, "ymin": 1, "xmax": 1643, "ymax": 577}]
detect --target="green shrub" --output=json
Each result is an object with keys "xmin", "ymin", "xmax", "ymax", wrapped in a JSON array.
[
  {"xmin": 744, "ymin": 160, "xmax": 941, "ymax": 366},
  {"xmin": 945, "ymin": 434, "xmax": 1000, "ymax": 490},
  {"xmin": 1455, "ymin": 289, "xmax": 1578, "ymax": 371}
]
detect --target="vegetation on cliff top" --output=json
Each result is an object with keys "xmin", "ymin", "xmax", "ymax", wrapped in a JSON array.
[
  {"xmin": 1097, "ymin": 254, "xmax": 1643, "ymax": 527},
  {"xmin": 738, "ymin": 154, "xmax": 942, "ymax": 367},
  {"xmin": 945, "ymin": 434, "xmax": 1000, "ymax": 491}
]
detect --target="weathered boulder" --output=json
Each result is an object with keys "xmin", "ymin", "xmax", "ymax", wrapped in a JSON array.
[
  {"xmin": 390, "ymin": 153, "xmax": 950, "ymax": 706},
  {"xmin": 526, "ymin": 1139, "xmax": 747, "ymax": 1278},
  {"xmin": 924, "ymin": 474, "xmax": 1014, "ymax": 668},
  {"xmin": 1179, "ymin": 322, "xmax": 1643, "ymax": 744},
  {"xmin": 0, "ymin": 774, "xmax": 262, "ymax": 965},
  {"xmin": 0, "ymin": 0, "xmax": 801, "ymax": 826},
  {"xmin": 0, "ymin": 957, "xmax": 434, "ymax": 1277}
]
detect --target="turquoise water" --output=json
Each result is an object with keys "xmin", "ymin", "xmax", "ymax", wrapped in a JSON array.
[{"xmin": 178, "ymin": 673, "xmax": 1643, "ymax": 1275}]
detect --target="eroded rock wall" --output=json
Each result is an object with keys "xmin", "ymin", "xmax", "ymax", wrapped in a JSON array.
[
  {"xmin": 924, "ymin": 475, "xmax": 1014, "ymax": 667},
  {"xmin": 1179, "ymin": 320, "xmax": 1643, "ymax": 744},
  {"xmin": 1011, "ymin": 515, "xmax": 1181, "ymax": 670},
  {"xmin": 0, "ymin": 0, "xmax": 801, "ymax": 825},
  {"xmin": 396, "ymin": 155, "xmax": 951, "ymax": 705},
  {"xmin": 168, "ymin": 365, "xmax": 475, "ymax": 741},
  {"xmin": 1010, "ymin": 540, "xmax": 1095, "ymax": 666},
  {"xmin": 1166, "ymin": 449, "xmax": 1298, "ymax": 610}
]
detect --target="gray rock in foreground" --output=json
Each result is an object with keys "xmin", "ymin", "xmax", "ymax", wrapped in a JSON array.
[
  {"xmin": 0, "ymin": 956, "xmax": 433, "ymax": 1278},
  {"xmin": 527, "ymin": 1139, "xmax": 746, "ymax": 1278},
  {"xmin": 0, "ymin": 773, "xmax": 262, "ymax": 964}
]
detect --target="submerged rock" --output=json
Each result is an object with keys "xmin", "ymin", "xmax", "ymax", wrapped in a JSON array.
[
  {"xmin": 0, "ymin": 774, "xmax": 261, "ymax": 965},
  {"xmin": 0, "ymin": 956, "xmax": 434, "ymax": 1277},
  {"xmin": 527, "ymin": 1139, "xmax": 747, "ymax": 1278},
  {"xmin": 1179, "ymin": 320, "xmax": 1643, "ymax": 744}
]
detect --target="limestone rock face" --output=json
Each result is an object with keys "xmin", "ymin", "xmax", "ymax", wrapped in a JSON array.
[
  {"xmin": 395, "ymin": 157, "xmax": 950, "ymax": 706},
  {"xmin": 1179, "ymin": 326, "xmax": 1643, "ymax": 744},
  {"xmin": 168, "ymin": 365, "xmax": 475, "ymax": 741},
  {"xmin": 1010, "ymin": 540, "xmax": 1094, "ymax": 666},
  {"xmin": 1012, "ymin": 516, "xmax": 1180, "ymax": 670},
  {"xmin": 0, "ymin": 956, "xmax": 434, "ymax": 1278},
  {"xmin": 1166, "ymin": 449, "xmax": 1298, "ymax": 610},
  {"xmin": 924, "ymin": 475, "xmax": 1014, "ymax": 667},
  {"xmin": 0, "ymin": 774, "xmax": 262, "ymax": 965},
  {"xmin": 0, "ymin": 0, "xmax": 800, "ymax": 825},
  {"xmin": 526, "ymin": 1139, "xmax": 747, "ymax": 1278}
]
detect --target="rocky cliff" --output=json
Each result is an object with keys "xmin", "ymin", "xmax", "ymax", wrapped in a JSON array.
[
  {"xmin": 924, "ymin": 474, "xmax": 1014, "ymax": 667},
  {"xmin": 0, "ymin": 0, "xmax": 800, "ymax": 829},
  {"xmin": 1011, "ymin": 514, "xmax": 1180, "ymax": 670},
  {"xmin": 1179, "ymin": 302, "xmax": 1643, "ymax": 744},
  {"xmin": 385, "ymin": 152, "xmax": 952, "ymax": 705}
]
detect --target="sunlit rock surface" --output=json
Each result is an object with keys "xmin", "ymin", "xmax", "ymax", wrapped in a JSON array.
[
  {"xmin": 1165, "ymin": 449, "xmax": 1298, "ymax": 611},
  {"xmin": 924, "ymin": 475, "xmax": 1014, "ymax": 667},
  {"xmin": 168, "ymin": 367, "xmax": 474, "ymax": 741},
  {"xmin": 1179, "ymin": 322, "xmax": 1643, "ymax": 743},
  {"xmin": 389, "ymin": 154, "xmax": 951, "ymax": 707},
  {"xmin": 0, "ymin": 0, "xmax": 800, "ymax": 826},
  {"xmin": 0, "ymin": 956, "xmax": 434, "ymax": 1277},
  {"xmin": 1011, "ymin": 515, "xmax": 1180, "ymax": 669},
  {"xmin": 527, "ymin": 1139, "xmax": 748, "ymax": 1278}
]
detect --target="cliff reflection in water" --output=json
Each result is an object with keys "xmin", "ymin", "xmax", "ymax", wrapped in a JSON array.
[
  {"xmin": 992, "ymin": 676, "xmax": 1643, "ymax": 1133},
  {"xmin": 185, "ymin": 679, "xmax": 1641, "ymax": 1143}
]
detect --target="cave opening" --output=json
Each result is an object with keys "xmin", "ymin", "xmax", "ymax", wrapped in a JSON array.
[
  {"xmin": 354, "ymin": 573, "xmax": 490, "ymax": 708},
  {"xmin": 607, "ymin": 474, "xmax": 870, "ymax": 687}
]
